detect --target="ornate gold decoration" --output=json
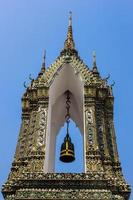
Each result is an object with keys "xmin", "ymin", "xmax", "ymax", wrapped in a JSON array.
[
  {"xmin": 2, "ymin": 14, "xmax": 131, "ymax": 200},
  {"xmin": 64, "ymin": 11, "xmax": 75, "ymax": 50}
]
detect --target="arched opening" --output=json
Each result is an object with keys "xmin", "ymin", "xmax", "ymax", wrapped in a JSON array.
[
  {"xmin": 44, "ymin": 63, "xmax": 85, "ymax": 173},
  {"xmin": 55, "ymin": 119, "xmax": 84, "ymax": 173}
]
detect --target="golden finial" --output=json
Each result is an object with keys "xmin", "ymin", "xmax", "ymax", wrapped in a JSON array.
[
  {"xmin": 64, "ymin": 11, "xmax": 75, "ymax": 50},
  {"xmin": 92, "ymin": 50, "xmax": 97, "ymax": 69},
  {"xmin": 92, "ymin": 50, "xmax": 96, "ymax": 64},
  {"xmin": 92, "ymin": 50, "xmax": 99, "ymax": 74},
  {"xmin": 69, "ymin": 11, "xmax": 72, "ymax": 26},
  {"xmin": 40, "ymin": 50, "xmax": 46, "ymax": 74},
  {"xmin": 42, "ymin": 50, "xmax": 46, "ymax": 68},
  {"xmin": 43, "ymin": 50, "xmax": 46, "ymax": 64}
]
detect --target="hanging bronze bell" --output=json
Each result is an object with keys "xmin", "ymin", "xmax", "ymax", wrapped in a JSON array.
[
  {"xmin": 60, "ymin": 133, "xmax": 75, "ymax": 163},
  {"xmin": 60, "ymin": 90, "xmax": 75, "ymax": 163}
]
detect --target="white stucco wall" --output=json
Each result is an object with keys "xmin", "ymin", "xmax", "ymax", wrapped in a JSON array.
[{"xmin": 44, "ymin": 63, "xmax": 85, "ymax": 173}]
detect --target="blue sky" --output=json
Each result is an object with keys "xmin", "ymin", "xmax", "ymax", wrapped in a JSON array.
[{"xmin": 0, "ymin": 0, "xmax": 133, "ymax": 199}]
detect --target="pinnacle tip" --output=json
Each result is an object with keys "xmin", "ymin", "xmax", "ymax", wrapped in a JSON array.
[
  {"xmin": 92, "ymin": 50, "xmax": 96, "ymax": 63},
  {"xmin": 42, "ymin": 50, "xmax": 46, "ymax": 62},
  {"xmin": 92, "ymin": 50, "xmax": 96, "ymax": 57},
  {"xmin": 69, "ymin": 11, "xmax": 72, "ymax": 26}
]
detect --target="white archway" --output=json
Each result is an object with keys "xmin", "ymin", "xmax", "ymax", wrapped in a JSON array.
[{"xmin": 44, "ymin": 63, "xmax": 85, "ymax": 173}]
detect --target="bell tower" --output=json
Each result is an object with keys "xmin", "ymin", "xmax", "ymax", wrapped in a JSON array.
[{"xmin": 2, "ymin": 13, "xmax": 131, "ymax": 200}]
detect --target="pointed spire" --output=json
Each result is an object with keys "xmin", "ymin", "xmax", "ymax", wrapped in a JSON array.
[
  {"xmin": 92, "ymin": 50, "xmax": 97, "ymax": 69},
  {"xmin": 41, "ymin": 50, "xmax": 46, "ymax": 72},
  {"xmin": 68, "ymin": 11, "xmax": 72, "ymax": 26},
  {"xmin": 64, "ymin": 11, "xmax": 75, "ymax": 50},
  {"xmin": 92, "ymin": 50, "xmax": 99, "ymax": 75},
  {"xmin": 39, "ymin": 50, "xmax": 46, "ymax": 76}
]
